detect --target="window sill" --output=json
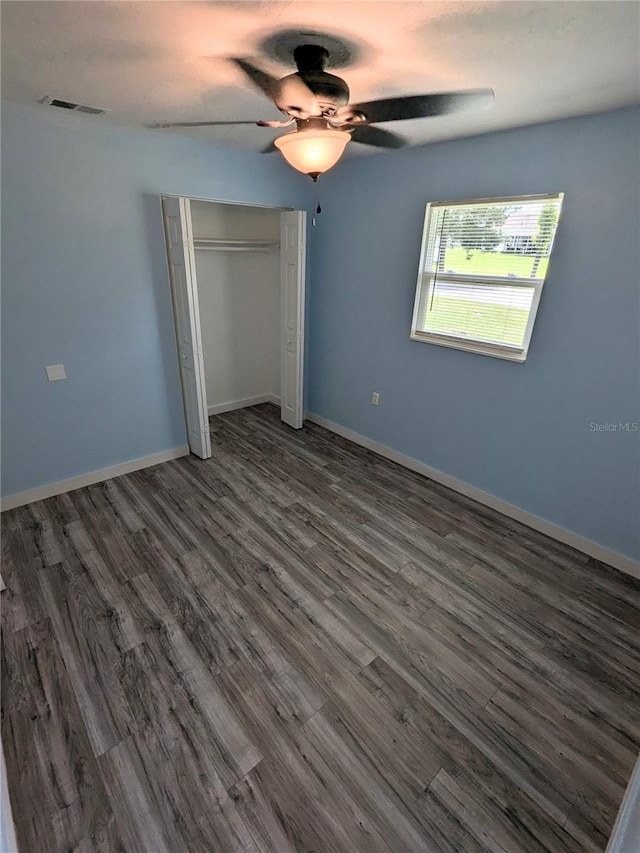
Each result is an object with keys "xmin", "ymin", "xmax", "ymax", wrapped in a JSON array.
[{"xmin": 410, "ymin": 331, "xmax": 528, "ymax": 362}]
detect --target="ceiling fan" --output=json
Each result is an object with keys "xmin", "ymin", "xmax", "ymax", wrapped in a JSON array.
[{"xmin": 153, "ymin": 44, "xmax": 494, "ymax": 181}]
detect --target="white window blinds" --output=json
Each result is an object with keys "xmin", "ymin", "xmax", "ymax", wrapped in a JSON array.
[{"xmin": 411, "ymin": 193, "xmax": 564, "ymax": 361}]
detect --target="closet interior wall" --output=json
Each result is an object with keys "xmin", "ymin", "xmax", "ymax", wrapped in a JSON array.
[{"xmin": 190, "ymin": 201, "xmax": 281, "ymax": 415}]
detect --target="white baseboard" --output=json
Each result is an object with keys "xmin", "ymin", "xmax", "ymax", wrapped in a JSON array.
[
  {"xmin": 208, "ymin": 394, "xmax": 281, "ymax": 416},
  {"xmin": 0, "ymin": 445, "xmax": 190, "ymax": 512},
  {"xmin": 306, "ymin": 413, "xmax": 640, "ymax": 579}
]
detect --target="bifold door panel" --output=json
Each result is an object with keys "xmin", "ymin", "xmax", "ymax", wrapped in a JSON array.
[{"xmin": 162, "ymin": 196, "xmax": 211, "ymax": 459}]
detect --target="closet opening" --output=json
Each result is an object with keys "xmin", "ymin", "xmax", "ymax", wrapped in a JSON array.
[{"xmin": 161, "ymin": 195, "xmax": 306, "ymax": 459}]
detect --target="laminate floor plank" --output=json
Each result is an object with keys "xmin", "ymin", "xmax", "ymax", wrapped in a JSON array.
[
  {"xmin": 218, "ymin": 660, "xmax": 393, "ymax": 853},
  {"xmin": 207, "ymin": 446, "xmax": 299, "ymax": 510},
  {"xmin": 309, "ymin": 529, "xmax": 411, "ymax": 591},
  {"xmin": 39, "ymin": 562, "xmax": 139, "ymax": 757},
  {"xmin": 1, "ymin": 619, "xmax": 121, "ymax": 853},
  {"xmin": 117, "ymin": 641, "xmax": 263, "ymax": 853},
  {"xmin": 120, "ymin": 572, "xmax": 263, "ymax": 788},
  {"xmin": 178, "ymin": 454, "xmax": 233, "ymax": 501},
  {"xmin": 226, "ymin": 769, "xmax": 300, "ymax": 853},
  {"xmin": 88, "ymin": 529, "xmax": 150, "ymax": 585},
  {"xmin": 579, "ymin": 580, "xmax": 640, "ymax": 634},
  {"xmin": 446, "ymin": 528, "xmax": 594, "ymax": 598},
  {"xmin": 330, "ymin": 596, "xmax": 600, "ymax": 833},
  {"xmin": 461, "ymin": 548, "xmax": 640, "ymax": 656},
  {"xmin": 145, "ymin": 548, "xmax": 249, "ymax": 677},
  {"xmin": 2, "ymin": 403, "xmax": 638, "ymax": 852},
  {"xmin": 359, "ymin": 657, "xmax": 588, "ymax": 853},
  {"xmin": 114, "ymin": 475, "xmax": 196, "ymax": 560},
  {"xmin": 416, "ymin": 603, "xmax": 553, "ymax": 702},
  {"xmin": 482, "ymin": 696, "xmax": 619, "ymax": 848},
  {"xmin": 307, "ymin": 543, "xmax": 434, "ymax": 615},
  {"xmin": 24, "ymin": 501, "xmax": 67, "ymax": 567},
  {"xmin": 420, "ymin": 604, "xmax": 640, "ymax": 765},
  {"xmin": 397, "ymin": 560, "xmax": 553, "ymax": 652},
  {"xmin": 301, "ymin": 703, "xmax": 488, "ymax": 853},
  {"xmin": 581, "ymin": 555, "xmax": 640, "ymax": 599},
  {"xmin": 234, "ymin": 526, "xmax": 338, "ymax": 600},
  {"xmin": 96, "ymin": 736, "xmax": 174, "ymax": 853},
  {"xmin": 325, "ymin": 584, "xmax": 499, "ymax": 707},
  {"xmin": 226, "ymin": 495, "xmax": 320, "ymax": 554},
  {"xmin": 240, "ymin": 566, "xmax": 376, "ymax": 678},
  {"xmin": 0, "ymin": 548, "xmax": 46, "ymax": 634},
  {"xmin": 149, "ymin": 548, "xmax": 326, "ymax": 712},
  {"xmin": 1, "ymin": 511, "xmax": 51, "ymax": 633},
  {"xmin": 425, "ymin": 768, "xmax": 560, "ymax": 853},
  {"xmin": 72, "ymin": 479, "xmax": 145, "ymax": 535},
  {"xmin": 333, "ymin": 478, "xmax": 455, "ymax": 540},
  {"xmin": 28, "ymin": 491, "xmax": 141, "ymax": 587},
  {"xmin": 239, "ymin": 580, "xmax": 442, "ymax": 797},
  {"xmin": 288, "ymin": 501, "xmax": 409, "ymax": 573},
  {"xmin": 485, "ymin": 686, "xmax": 627, "ymax": 817},
  {"xmin": 66, "ymin": 487, "xmax": 127, "ymax": 543},
  {"xmin": 3, "ymin": 505, "xmax": 49, "ymax": 571}
]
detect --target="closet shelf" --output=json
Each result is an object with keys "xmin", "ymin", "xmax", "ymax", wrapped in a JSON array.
[{"xmin": 193, "ymin": 238, "xmax": 280, "ymax": 253}]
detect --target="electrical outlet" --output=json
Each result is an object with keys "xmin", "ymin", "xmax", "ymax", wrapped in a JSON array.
[{"xmin": 371, "ymin": 391, "xmax": 380, "ymax": 406}]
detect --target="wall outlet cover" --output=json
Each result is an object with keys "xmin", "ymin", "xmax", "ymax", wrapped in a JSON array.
[{"xmin": 45, "ymin": 364, "xmax": 67, "ymax": 381}]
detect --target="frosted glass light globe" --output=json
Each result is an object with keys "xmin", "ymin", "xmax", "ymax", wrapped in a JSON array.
[{"xmin": 274, "ymin": 129, "xmax": 351, "ymax": 180}]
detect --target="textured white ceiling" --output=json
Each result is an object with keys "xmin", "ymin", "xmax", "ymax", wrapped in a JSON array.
[{"xmin": 2, "ymin": 1, "xmax": 639, "ymax": 156}]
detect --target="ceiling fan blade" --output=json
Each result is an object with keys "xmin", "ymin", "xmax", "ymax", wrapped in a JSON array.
[
  {"xmin": 257, "ymin": 117, "xmax": 296, "ymax": 129},
  {"xmin": 231, "ymin": 57, "xmax": 316, "ymax": 116},
  {"xmin": 346, "ymin": 89, "xmax": 495, "ymax": 124},
  {"xmin": 231, "ymin": 57, "xmax": 281, "ymax": 102},
  {"xmin": 261, "ymin": 139, "xmax": 278, "ymax": 154},
  {"xmin": 276, "ymin": 73, "xmax": 318, "ymax": 116},
  {"xmin": 349, "ymin": 125, "xmax": 407, "ymax": 149},
  {"xmin": 150, "ymin": 120, "xmax": 263, "ymax": 128}
]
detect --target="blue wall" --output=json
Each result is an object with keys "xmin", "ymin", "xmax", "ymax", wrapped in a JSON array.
[
  {"xmin": 1, "ymin": 101, "xmax": 310, "ymax": 497},
  {"xmin": 3, "ymin": 100, "xmax": 638, "ymax": 562},
  {"xmin": 308, "ymin": 107, "xmax": 640, "ymax": 561}
]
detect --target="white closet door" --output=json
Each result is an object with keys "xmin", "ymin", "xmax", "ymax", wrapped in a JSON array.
[
  {"xmin": 162, "ymin": 196, "xmax": 211, "ymax": 459},
  {"xmin": 280, "ymin": 210, "xmax": 306, "ymax": 429}
]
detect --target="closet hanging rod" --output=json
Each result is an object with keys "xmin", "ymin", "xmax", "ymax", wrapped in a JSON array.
[{"xmin": 193, "ymin": 238, "xmax": 280, "ymax": 252}]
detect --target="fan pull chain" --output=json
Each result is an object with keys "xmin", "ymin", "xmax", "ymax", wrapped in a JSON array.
[{"xmin": 312, "ymin": 185, "xmax": 322, "ymax": 226}]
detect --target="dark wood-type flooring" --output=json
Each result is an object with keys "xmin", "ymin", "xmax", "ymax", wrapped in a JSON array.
[{"xmin": 2, "ymin": 404, "xmax": 639, "ymax": 852}]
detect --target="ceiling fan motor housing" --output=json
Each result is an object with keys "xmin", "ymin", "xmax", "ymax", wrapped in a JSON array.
[
  {"xmin": 283, "ymin": 70, "xmax": 350, "ymax": 113},
  {"xmin": 287, "ymin": 44, "xmax": 350, "ymax": 114}
]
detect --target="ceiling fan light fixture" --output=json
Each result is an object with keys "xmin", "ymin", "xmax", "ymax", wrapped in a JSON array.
[{"xmin": 274, "ymin": 128, "xmax": 350, "ymax": 180}]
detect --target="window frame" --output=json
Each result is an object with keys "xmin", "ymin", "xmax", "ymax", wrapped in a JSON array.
[{"xmin": 410, "ymin": 193, "xmax": 563, "ymax": 363}]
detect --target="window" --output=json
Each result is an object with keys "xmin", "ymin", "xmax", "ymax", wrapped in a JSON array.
[{"xmin": 410, "ymin": 193, "xmax": 564, "ymax": 362}]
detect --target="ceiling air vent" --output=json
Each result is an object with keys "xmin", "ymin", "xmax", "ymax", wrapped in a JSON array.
[{"xmin": 40, "ymin": 96, "xmax": 109, "ymax": 116}]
